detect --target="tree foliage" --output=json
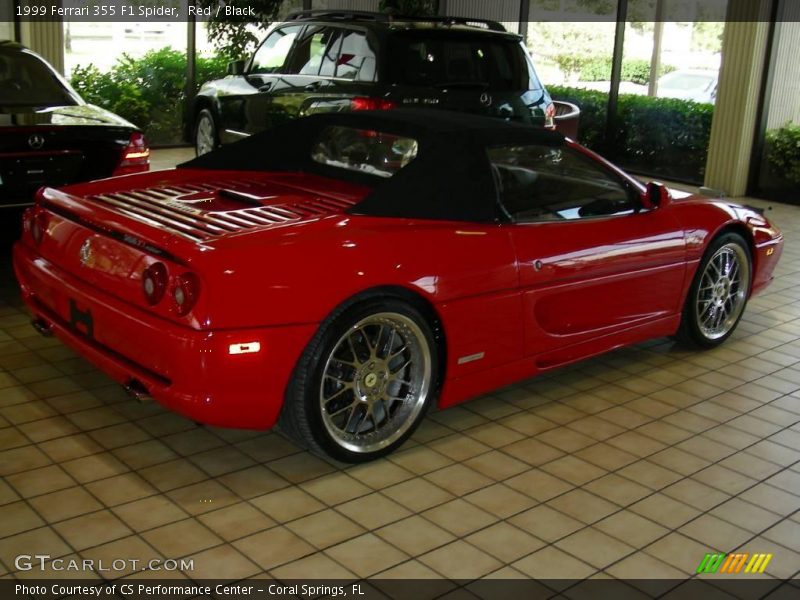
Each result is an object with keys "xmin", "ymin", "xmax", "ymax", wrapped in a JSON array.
[{"xmin": 194, "ymin": 0, "xmax": 285, "ymax": 59}]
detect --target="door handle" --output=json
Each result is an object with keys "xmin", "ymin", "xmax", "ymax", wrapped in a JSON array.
[
  {"xmin": 304, "ymin": 82, "xmax": 322, "ymax": 92},
  {"xmin": 258, "ymin": 82, "xmax": 273, "ymax": 92}
]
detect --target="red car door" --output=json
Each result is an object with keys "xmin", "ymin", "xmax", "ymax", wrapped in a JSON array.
[{"xmin": 490, "ymin": 143, "xmax": 687, "ymax": 364}]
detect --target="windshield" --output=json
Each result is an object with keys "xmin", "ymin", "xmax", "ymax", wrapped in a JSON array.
[
  {"xmin": 0, "ymin": 49, "xmax": 80, "ymax": 107},
  {"xmin": 311, "ymin": 126, "xmax": 419, "ymax": 178},
  {"xmin": 386, "ymin": 32, "xmax": 527, "ymax": 91}
]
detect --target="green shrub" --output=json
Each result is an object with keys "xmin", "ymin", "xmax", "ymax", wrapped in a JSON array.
[
  {"xmin": 579, "ymin": 58, "xmax": 676, "ymax": 85},
  {"xmin": 69, "ymin": 48, "xmax": 229, "ymax": 145},
  {"xmin": 549, "ymin": 85, "xmax": 714, "ymax": 183},
  {"xmin": 766, "ymin": 123, "xmax": 800, "ymax": 184}
]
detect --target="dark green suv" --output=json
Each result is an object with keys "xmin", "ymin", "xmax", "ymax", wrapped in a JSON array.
[{"xmin": 192, "ymin": 10, "xmax": 554, "ymax": 155}]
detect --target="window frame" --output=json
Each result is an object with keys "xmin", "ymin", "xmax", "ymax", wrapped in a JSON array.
[
  {"xmin": 488, "ymin": 142, "xmax": 645, "ymax": 225},
  {"xmin": 247, "ymin": 24, "xmax": 306, "ymax": 76}
]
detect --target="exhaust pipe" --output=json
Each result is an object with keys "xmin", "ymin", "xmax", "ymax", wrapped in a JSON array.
[
  {"xmin": 31, "ymin": 318, "xmax": 53, "ymax": 337},
  {"xmin": 124, "ymin": 379, "xmax": 153, "ymax": 403}
]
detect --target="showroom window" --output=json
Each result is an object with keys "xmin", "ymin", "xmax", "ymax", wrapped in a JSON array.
[{"xmin": 251, "ymin": 25, "xmax": 304, "ymax": 74}]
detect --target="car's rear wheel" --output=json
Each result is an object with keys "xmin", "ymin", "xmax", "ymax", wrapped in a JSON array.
[
  {"xmin": 194, "ymin": 109, "xmax": 218, "ymax": 156},
  {"xmin": 281, "ymin": 298, "xmax": 438, "ymax": 462},
  {"xmin": 676, "ymin": 232, "xmax": 751, "ymax": 348}
]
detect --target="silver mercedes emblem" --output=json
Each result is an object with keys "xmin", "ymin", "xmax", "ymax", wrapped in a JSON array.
[
  {"xmin": 28, "ymin": 134, "xmax": 45, "ymax": 149},
  {"xmin": 480, "ymin": 92, "xmax": 493, "ymax": 107},
  {"xmin": 79, "ymin": 239, "xmax": 93, "ymax": 266}
]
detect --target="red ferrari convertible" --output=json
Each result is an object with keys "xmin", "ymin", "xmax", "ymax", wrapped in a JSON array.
[{"xmin": 13, "ymin": 110, "xmax": 783, "ymax": 461}]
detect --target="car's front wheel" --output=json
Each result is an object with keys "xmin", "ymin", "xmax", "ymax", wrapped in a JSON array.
[
  {"xmin": 281, "ymin": 298, "xmax": 439, "ymax": 462},
  {"xmin": 194, "ymin": 109, "xmax": 218, "ymax": 156},
  {"xmin": 676, "ymin": 232, "xmax": 751, "ymax": 348}
]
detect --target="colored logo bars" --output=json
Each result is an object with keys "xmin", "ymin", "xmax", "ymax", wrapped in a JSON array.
[{"xmin": 696, "ymin": 552, "xmax": 773, "ymax": 575}]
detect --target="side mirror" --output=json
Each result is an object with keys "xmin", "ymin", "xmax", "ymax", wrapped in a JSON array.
[
  {"xmin": 227, "ymin": 59, "xmax": 246, "ymax": 76},
  {"xmin": 644, "ymin": 181, "xmax": 672, "ymax": 209}
]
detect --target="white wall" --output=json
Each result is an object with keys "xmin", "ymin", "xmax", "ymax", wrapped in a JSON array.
[{"xmin": 0, "ymin": 21, "xmax": 13, "ymax": 41}]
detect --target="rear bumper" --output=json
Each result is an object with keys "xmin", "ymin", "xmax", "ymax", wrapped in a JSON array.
[{"xmin": 13, "ymin": 241, "xmax": 317, "ymax": 430}]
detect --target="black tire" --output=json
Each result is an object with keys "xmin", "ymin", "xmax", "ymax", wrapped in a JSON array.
[
  {"xmin": 194, "ymin": 108, "xmax": 218, "ymax": 156},
  {"xmin": 675, "ymin": 232, "xmax": 752, "ymax": 348},
  {"xmin": 280, "ymin": 296, "xmax": 440, "ymax": 463}
]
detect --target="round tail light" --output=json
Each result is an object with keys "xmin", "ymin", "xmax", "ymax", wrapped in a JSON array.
[
  {"xmin": 30, "ymin": 211, "xmax": 47, "ymax": 245},
  {"xmin": 142, "ymin": 262, "xmax": 168, "ymax": 305},
  {"xmin": 172, "ymin": 272, "xmax": 200, "ymax": 316}
]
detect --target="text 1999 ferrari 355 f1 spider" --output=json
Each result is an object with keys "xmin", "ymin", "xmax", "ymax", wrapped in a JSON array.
[{"xmin": 13, "ymin": 110, "xmax": 783, "ymax": 461}]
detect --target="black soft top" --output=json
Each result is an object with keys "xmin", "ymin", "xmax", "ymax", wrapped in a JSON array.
[{"xmin": 179, "ymin": 109, "xmax": 564, "ymax": 223}]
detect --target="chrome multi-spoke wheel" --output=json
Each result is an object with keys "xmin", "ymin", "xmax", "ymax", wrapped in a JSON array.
[
  {"xmin": 677, "ymin": 233, "xmax": 751, "ymax": 348},
  {"xmin": 280, "ymin": 299, "xmax": 438, "ymax": 462},
  {"xmin": 695, "ymin": 243, "xmax": 750, "ymax": 340},
  {"xmin": 194, "ymin": 110, "xmax": 216, "ymax": 156},
  {"xmin": 320, "ymin": 312, "xmax": 432, "ymax": 454}
]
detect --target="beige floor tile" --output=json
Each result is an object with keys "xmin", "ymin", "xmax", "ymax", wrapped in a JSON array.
[
  {"xmin": 690, "ymin": 464, "xmax": 758, "ymax": 496},
  {"xmin": 80, "ymin": 535, "xmax": 162, "ymax": 578},
  {"xmin": 373, "ymin": 558, "xmax": 451, "ymax": 580},
  {"xmin": 419, "ymin": 540, "xmax": 502, "ymax": 579},
  {"xmin": 636, "ymin": 421, "xmax": 694, "ymax": 445},
  {"xmin": 233, "ymin": 527, "xmax": 313, "ymax": 569},
  {"xmin": 267, "ymin": 453, "xmax": 336, "ymax": 484},
  {"xmin": 271, "ymin": 552, "xmax": 356, "ymax": 579},
  {"xmin": 547, "ymin": 489, "xmax": 618, "ymax": 524},
  {"xmin": 185, "ymin": 544, "xmax": 261, "ymax": 579},
  {"xmin": 556, "ymin": 527, "xmax": 636, "ymax": 569},
  {"xmin": 6, "ymin": 465, "xmax": 74, "ymax": 498},
  {"xmin": 662, "ymin": 479, "xmax": 730, "ymax": 511},
  {"xmin": 541, "ymin": 455, "xmax": 606, "ymax": 486},
  {"xmin": 504, "ymin": 468, "xmax": 574, "ymax": 502},
  {"xmin": 286, "ymin": 509, "xmax": 365, "ymax": 549},
  {"xmin": 709, "ymin": 497, "xmax": 784, "ymax": 534},
  {"xmin": 249, "ymin": 486, "xmax": 325, "ymax": 522},
  {"xmin": 111, "ymin": 496, "xmax": 188, "ymax": 532},
  {"xmin": 464, "ymin": 451, "xmax": 529, "ymax": 480},
  {"xmin": 166, "ymin": 479, "xmax": 240, "ymax": 515},
  {"xmin": 29, "ymin": 486, "xmax": 103, "ymax": 523},
  {"xmin": 300, "ymin": 471, "xmax": 372, "ymax": 506},
  {"xmin": 630, "ymin": 494, "xmax": 701, "ymax": 529},
  {"xmin": 0, "ymin": 445, "xmax": 51, "ymax": 476},
  {"xmin": 161, "ymin": 427, "xmax": 226, "ymax": 456},
  {"xmin": 53, "ymin": 509, "xmax": 132, "ymax": 551},
  {"xmin": 18, "ymin": 416, "xmax": 79, "ymax": 443},
  {"xmin": 741, "ymin": 483, "xmax": 800, "ymax": 517},
  {"xmin": 766, "ymin": 469, "xmax": 800, "ymax": 496},
  {"xmin": 566, "ymin": 415, "xmax": 627, "ymax": 441},
  {"xmin": 326, "ymin": 533, "xmax": 408, "ymax": 578},
  {"xmin": 679, "ymin": 514, "xmax": 754, "ymax": 552},
  {"xmin": 85, "ymin": 473, "xmax": 156, "ymax": 507},
  {"xmin": 618, "ymin": 460, "xmax": 684, "ymax": 490},
  {"xmin": 648, "ymin": 447, "xmax": 712, "ymax": 476},
  {"xmin": 0, "ymin": 501, "xmax": 44, "ymax": 537},
  {"xmin": 61, "ymin": 452, "xmax": 129, "ymax": 484},
  {"xmin": 188, "ymin": 446, "xmax": 256, "ymax": 477},
  {"xmin": 465, "ymin": 522, "xmax": 545, "ymax": 563},
  {"xmin": 422, "ymin": 498, "xmax": 497, "ymax": 537},
  {"xmin": 424, "ymin": 464, "xmax": 493, "ymax": 496},
  {"xmin": 141, "ymin": 518, "xmax": 221, "ymax": 558},
  {"xmin": 88, "ymin": 422, "xmax": 150, "ymax": 450},
  {"xmin": 574, "ymin": 443, "xmax": 638, "ymax": 471},
  {"xmin": 498, "ymin": 412, "xmax": 558, "ymax": 436},
  {"xmin": 464, "ymin": 483, "xmax": 534, "ymax": 518},
  {"xmin": 595, "ymin": 511, "xmax": 669, "ymax": 548},
  {"xmin": 428, "ymin": 433, "xmax": 491, "ymax": 461},
  {"xmin": 606, "ymin": 551, "xmax": 687, "ymax": 580},
  {"xmin": 734, "ymin": 535, "xmax": 800, "ymax": 579},
  {"xmin": 112, "ymin": 440, "xmax": 178, "ymax": 470},
  {"xmin": 347, "ymin": 460, "xmax": 415, "ymax": 489},
  {"xmin": 501, "ymin": 437, "xmax": 565, "ymax": 466},
  {"xmin": 198, "ymin": 502, "xmax": 275, "ymax": 541},
  {"xmin": 0, "ymin": 426, "xmax": 28, "ymax": 451},
  {"xmin": 512, "ymin": 546, "xmax": 596, "ymax": 579},
  {"xmin": 382, "ymin": 477, "xmax": 454, "ymax": 513},
  {"xmin": 584, "ymin": 473, "xmax": 651, "ymax": 507},
  {"xmin": 218, "ymin": 465, "xmax": 290, "ymax": 499},
  {"xmin": 337, "ymin": 492, "xmax": 412, "ymax": 530},
  {"xmin": 762, "ymin": 519, "xmax": 800, "ymax": 553},
  {"xmin": 389, "ymin": 445, "xmax": 453, "ymax": 475},
  {"xmin": 0, "ymin": 526, "xmax": 72, "ymax": 569},
  {"xmin": 645, "ymin": 532, "xmax": 718, "ymax": 574},
  {"xmin": 466, "ymin": 422, "xmax": 526, "ymax": 448},
  {"xmin": 536, "ymin": 427, "xmax": 597, "ymax": 453},
  {"xmin": 509, "ymin": 505, "xmax": 584, "ymax": 542},
  {"xmin": 376, "ymin": 515, "xmax": 455, "ymax": 556}
]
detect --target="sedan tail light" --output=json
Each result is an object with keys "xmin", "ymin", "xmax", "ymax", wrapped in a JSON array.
[
  {"xmin": 114, "ymin": 132, "xmax": 150, "ymax": 176},
  {"xmin": 350, "ymin": 97, "xmax": 396, "ymax": 111},
  {"xmin": 142, "ymin": 262, "xmax": 168, "ymax": 305},
  {"xmin": 172, "ymin": 272, "xmax": 200, "ymax": 316},
  {"xmin": 545, "ymin": 102, "xmax": 556, "ymax": 129}
]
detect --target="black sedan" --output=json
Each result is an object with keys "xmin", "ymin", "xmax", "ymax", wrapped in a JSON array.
[{"xmin": 0, "ymin": 41, "xmax": 150, "ymax": 209}]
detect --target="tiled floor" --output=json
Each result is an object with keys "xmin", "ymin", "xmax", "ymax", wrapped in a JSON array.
[{"xmin": 1, "ymin": 155, "xmax": 799, "ymax": 589}]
